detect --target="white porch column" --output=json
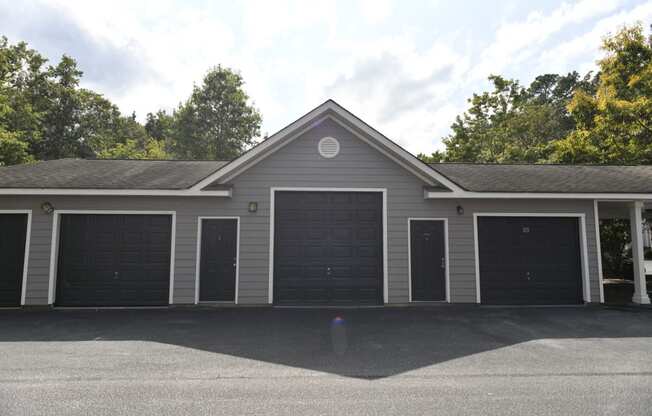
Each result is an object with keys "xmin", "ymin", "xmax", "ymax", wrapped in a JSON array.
[{"xmin": 629, "ymin": 201, "xmax": 651, "ymax": 304}]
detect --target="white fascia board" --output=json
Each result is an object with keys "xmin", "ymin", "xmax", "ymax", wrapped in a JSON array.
[
  {"xmin": 425, "ymin": 191, "xmax": 652, "ymax": 200},
  {"xmin": 0, "ymin": 188, "xmax": 231, "ymax": 197},
  {"xmin": 190, "ymin": 100, "xmax": 464, "ymax": 192},
  {"xmin": 326, "ymin": 103, "xmax": 463, "ymax": 191}
]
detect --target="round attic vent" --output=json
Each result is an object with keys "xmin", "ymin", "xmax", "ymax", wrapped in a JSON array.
[{"xmin": 318, "ymin": 136, "xmax": 340, "ymax": 158}]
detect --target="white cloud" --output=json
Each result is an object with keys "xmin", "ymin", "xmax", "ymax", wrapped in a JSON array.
[
  {"xmin": 536, "ymin": 1, "xmax": 652, "ymax": 75},
  {"xmin": 359, "ymin": 0, "xmax": 392, "ymax": 24},
  {"xmin": 473, "ymin": 0, "xmax": 622, "ymax": 78},
  {"xmin": 323, "ymin": 36, "xmax": 470, "ymax": 152},
  {"xmin": 2, "ymin": 0, "xmax": 648, "ymax": 156}
]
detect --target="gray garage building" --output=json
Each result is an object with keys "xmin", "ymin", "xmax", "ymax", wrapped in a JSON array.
[{"xmin": 0, "ymin": 100, "xmax": 650, "ymax": 307}]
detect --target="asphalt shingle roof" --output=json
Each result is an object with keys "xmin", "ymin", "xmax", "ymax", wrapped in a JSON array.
[
  {"xmin": 0, "ymin": 159, "xmax": 229, "ymax": 189},
  {"xmin": 1, "ymin": 159, "xmax": 652, "ymax": 194},
  {"xmin": 430, "ymin": 163, "xmax": 652, "ymax": 193}
]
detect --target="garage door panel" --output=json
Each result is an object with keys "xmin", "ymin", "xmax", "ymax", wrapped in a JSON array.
[
  {"xmin": 331, "ymin": 227, "xmax": 353, "ymax": 241},
  {"xmin": 274, "ymin": 191, "xmax": 383, "ymax": 305},
  {"xmin": 0, "ymin": 214, "xmax": 28, "ymax": 306},
  {"xmin": 478, "ymin": 216, "xmax": 582, "ymax": 305},
  {"xmin": 333, "ymin": 210, "xmax": 354, "ymax": 223},
  {"xmin": 331, "ymin": 245, "xmax": 354, "ymax": 258},
  {"xmin": 357, "ymin": 209, "xmax": 379, "ymax": 223},
  {"xmin": 56, "ymin": 214, "xmax": 171, "ymax": 307}
]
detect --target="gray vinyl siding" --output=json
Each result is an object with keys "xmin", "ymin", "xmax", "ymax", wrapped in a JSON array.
[{"xmin": 0, "ymin": 117, "xmax": 602, "ymax": 305}]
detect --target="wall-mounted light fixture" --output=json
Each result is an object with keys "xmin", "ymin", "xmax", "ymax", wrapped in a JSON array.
[
  {"xmin": 41, "ymin": 201, "xmax": 54, "ymax": 215},
  {"xmin": 456, "ymin": 204, "xmax": 464, "ymax": 215},
  {"xmin": 248, "ymin": 201, "xmax": 258, "ymax": 213}
]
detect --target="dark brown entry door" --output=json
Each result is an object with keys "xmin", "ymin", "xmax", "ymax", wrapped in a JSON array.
[
  {"xmin": 0, "ymin": 214, "xmax": 28, "ymax": 306},
  {"xmin": 199, "ymin": 218, "xmax": 238, "ymax": 302},
  {"xmin": 410, "ymin": 220, "xmax": 447, "ymax": 301}
]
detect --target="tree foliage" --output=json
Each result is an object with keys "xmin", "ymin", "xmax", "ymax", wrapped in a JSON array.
[
  {"xmin": 0, "ymin": 37, "xmax": 261, "ymax": 164},
  {"xmin": 171, "ymin": 66, "xmax": 262, "ymax": 160},
  {"xmin": 550, "ymin": 24, "xmax": 652, "ymax": 163},
  {"xmin": 419, "ymin": 72, "xmax": 598, "ymax": 163},
  {"xmin": 423, "ymin": 23, "xmax": 652, "ymax": 166}
]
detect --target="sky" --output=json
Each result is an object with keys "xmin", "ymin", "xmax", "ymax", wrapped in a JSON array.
[{"xmin": 1, "ymin": 0, "xmax": 651, "ymax": 155}]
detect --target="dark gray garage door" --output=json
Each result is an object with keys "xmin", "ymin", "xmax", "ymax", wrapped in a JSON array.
[
  {"xmin": 56, "ymin": 214, "xmax": 172, "ymax": 306},
  {"xmin": 0, "ymin": 214, "xmax": 28, "ymax": 307},
  {"xmin": 274, "ymin": 192, "xmax": 383, "ymax": 305},
  {"xmin": 478, "ymin": 216, "xmax": 583, "ymax": 305}
]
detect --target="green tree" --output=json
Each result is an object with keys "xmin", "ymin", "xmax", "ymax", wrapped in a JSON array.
[
  {"xmin": 550, "ymin": 23, "xmax": 652, "ymax": 163},
  {"xmin": 98, "ymin": 137, "xmax": 168, "ymax": 160},
  {"xmin": 435, "ymin": 72, "xmax": 597, "ymax": 163},
  {"xmin": 0, "ymin": 128, "xmax": 31, "ymax": 165},
  {"xmin": 171, "ymin": 66, "xmax": 262, "ymax": 160},
  {"xmin": 145, "ymin": 110, "xmax": 174, "ymax": 141},
  {"xmin": 0, "ymin": 37, "xmax": 49, "ymax": 158}
]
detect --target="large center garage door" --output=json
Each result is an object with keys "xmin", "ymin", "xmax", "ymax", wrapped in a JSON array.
[
  {"xmin": 477, "ymin": 216, "xmax": 583, "ymax": 305},
  {"xmin": 274, "ymin": 192, "xmax": 383, "ymax": 305},
  {"xmin": 56, "ymin": 214, "xmax": 172, "ymax": 306}
]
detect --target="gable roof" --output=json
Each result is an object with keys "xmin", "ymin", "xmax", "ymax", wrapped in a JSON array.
[
  {"xmin": 430, "ymin": 163, "xmax": 652, "ymax": 194},
  {"xmin": 189, "ymin": 99, "xmax": 462, "ymax": 192},
  {"xmin": 0, "ymin": 159, "xmax": 228, "ymax": 189},
  {"xmin": 2, "ymin": 100, "xmax": 652, "ymax": 199},
  {"xmin": 0, "ymin": 159, "xmax": 232, "ymax": 196}
]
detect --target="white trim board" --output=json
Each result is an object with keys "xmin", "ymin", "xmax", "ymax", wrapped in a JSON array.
[
  {"xmin": 194, "ymin": 216, "xmax": 241, "ymax": 305},
  {"xmin": 425, "ymin": 190, "xmax": 652, "ymax": 200},
  {"xmin": 268, "ymin": 187, "xmax": 388, "ymax": 304},
  {"xmin": 47, "ymin": 210, "xmax": 177, "ymax": 305},
  {"xmin": 190, "ymin": 100, "xmax": 462, "ymax": 192},
  {"xmin": 0, "ymin": 188, "xmax": 231, "ymax": 197},
  {"xmin": 407, "ymin": 218, "xmax": 450, "ymax": 303},
  {"xmin": 0, "ymin": 210, "xmax": 32, "ymax": 306},
  {"xmin": 472, "ymin": 212, "xmax": 592, "ymax": 304}
]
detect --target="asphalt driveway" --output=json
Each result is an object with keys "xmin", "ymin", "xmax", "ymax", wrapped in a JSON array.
[{"xmin": 0, "ymin": 306, "xmax": 651, "ymax": 415}]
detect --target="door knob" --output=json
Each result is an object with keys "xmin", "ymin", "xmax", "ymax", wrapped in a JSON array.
[
  {"xmin": 113, "ymin": 271, "xmax": 119, "ymax": 280},
  {"xmin": 441, "ymin": 257, "xmax": 445, "ymax": 269}
]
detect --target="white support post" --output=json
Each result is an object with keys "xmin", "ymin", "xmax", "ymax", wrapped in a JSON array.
[{"xmin": 629, "ymin": 201, "xmax": 651, "ymax": 304}]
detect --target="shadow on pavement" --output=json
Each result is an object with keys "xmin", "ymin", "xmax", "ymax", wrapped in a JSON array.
[{"xmin": 0, "ymin": 306, "xmax": 650, "ymax": 379}]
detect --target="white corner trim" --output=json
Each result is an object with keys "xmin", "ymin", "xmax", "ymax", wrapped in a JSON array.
[
  {"xmin": 268, "ymin": 187, "xmax": 388, "ymax": 304},
  {"xmin": 0, "ymin": 210, "xmax": 32, "ymax": 306},
  {"xmin": 425, "ymin": 190, "xmax": 652, "ymax": 200},
  {"xmin": 593, "ymin": 200, "xmax": 605, "ymax": 303},
  {"xmin": 473, "ymin": 212, "xmax": 591, "ymax": 304},
  {"xmin": 407, "ymin": 218, "xmax": 450, "ymax": 303},
  {"xmin": 190, "ymin": 101, "xmax": 464, "ymax": 191},
  {"xmin": 268, "ymin": 188, "xmax": 275, "ymax": 304},
  {"xmin": 47, "ymin": 210, "xmax": 177, "ymax": 306},
  {"xmin": 169, "ymin": 213, "xmax": 177, "ymax": 305},
  {"xmin": 0, "ymin": 188, "xmax": 231, "ymax": 197},
  {"xmin": 194, "ymin": 216, "xmax": 240, "ymax": 304}
]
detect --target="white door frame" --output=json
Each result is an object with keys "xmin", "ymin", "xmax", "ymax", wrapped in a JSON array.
[
  {"xmin": 194, "ymin": 216, "xmax": 241, "ymax": 304},
  {"xmin": 407, "ymin": 218, "xmax": 450, "ymax": 303},
  {"xmin": 268, "ymin": 187, "xmax": 388, "ymax": 304},
  {"xmin": 0, "ymin": 210, "xmax": 32, "ymax": 306},
  {"xmin": 47, "ymin": 210, "xmax": 177, "ymax": 305},
  {"xmin": 473, "ymin": 212, "xmax": 591, "ymax": 304}
]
